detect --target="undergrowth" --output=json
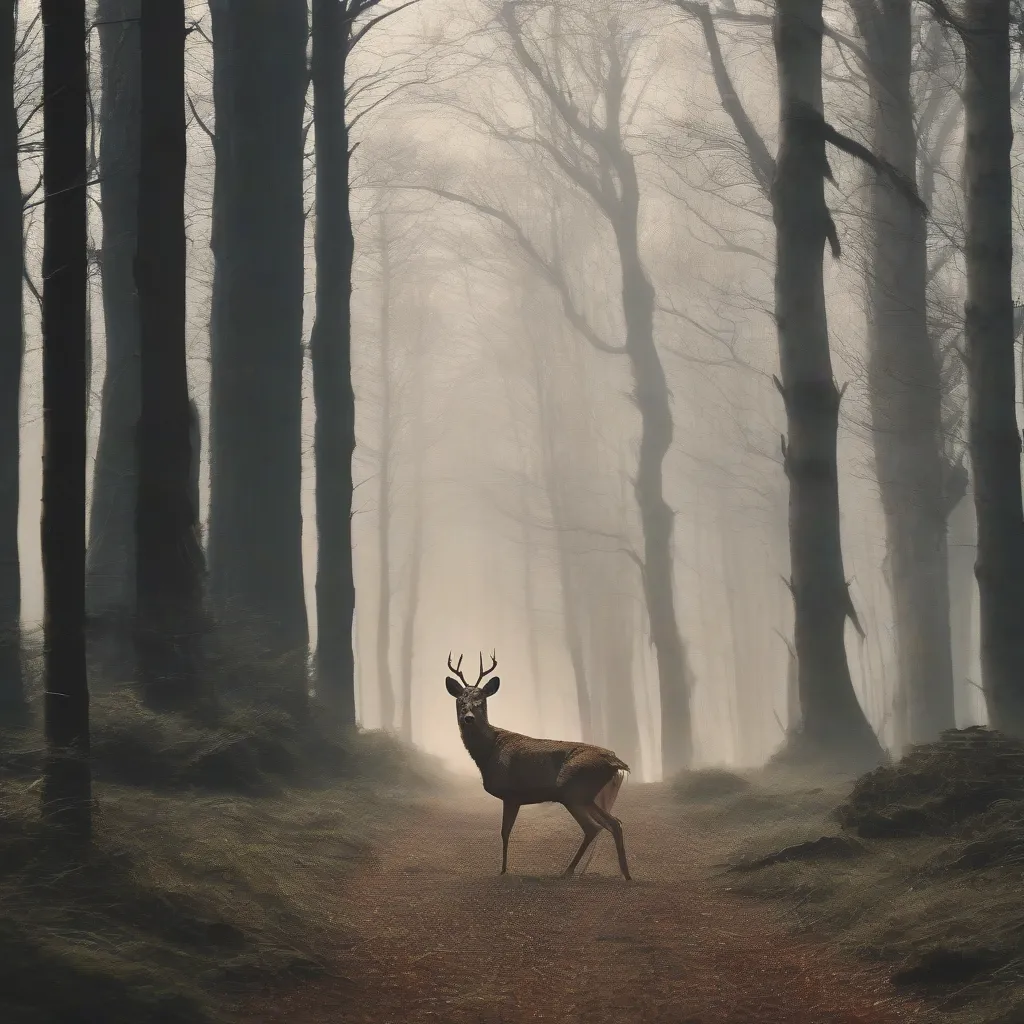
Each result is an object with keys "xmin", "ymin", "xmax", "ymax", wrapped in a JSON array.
[
  {"xmin": 673, "ymin": 729, "xmax": 1024, "ymax": 1024},
  {"xmin": 0, "ymin": 663, "xmax": 445, "ymax": 1024}
]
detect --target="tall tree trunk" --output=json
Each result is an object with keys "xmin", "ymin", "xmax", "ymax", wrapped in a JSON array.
[
  {"xmin": 375, "ymin": 210, "xmax": 395, "ymax": 733},
  {"xmin": 529, "ymin": 334, "xmax": 594, "ymax": 741},
  {"xmin": 616, "ymin": 215, "xmax": 693, "ymax": 775},
  {"xmin": 0, "ymin": 0, "xmax": 23, "ymax": 717},
  {"xmin": 310, "ymin": 0, "xmax": 357, "ymax": 725},
  {"xmin": 519, "ymin": 494, "xmax": 544, "ymax": 732},
  {"xmin": 772, "ymin": 0, "xmax": 882, "ymax": 765},
  {"xmin": 947, "ymin": 488, "xmax": 977, "ymax": 723},
  {"xmin": 397, "ymin": 459, "xmax": 423, "ymax": 744},
  {"xmin": 397, "ymin": 317, "xmax": 426, "ymax": 745},
  {"xmin": 87, "ymin": 0, "xmax": 140, "ymax": 678},
  {"xmin": 134, "ymin": 0, "xmax": 204, "ymax": 711},
  {"xmin": 860, "ymin": 1, "xmax": 955, "ymax": 746},
  {"xmin": 40, "ymin": 0, "xmax": 91, "ymax": 839},
  {"xmin": 960, "ymin": 0, "xmax": 1024, "ymax": 734},
  {"xmin": 206, "ymin": 0, "xmax": 308, "ymax": 702}
]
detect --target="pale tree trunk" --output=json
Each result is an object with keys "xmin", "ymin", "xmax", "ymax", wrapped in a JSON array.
[
  {"xmin": 519, "ymin": 506, "xmax": 545, "ymax": 732},
  {"xmin": 207, "ymin": 0, "xmax": 309, "ymax": 706},
  {"xmin": 960, "ymin": 0, "xmax": 1024, "ymax": 734},
  {"xmin": 375, "ymin": 210, "xmax": 395, "ymax": 733},
  {"xmin": 310, "ymin": 0, "xmax": 357, "ymax": 725},
  {"xmin": 529, "ymin": 331, "xmax": 593, "ymax": 741},
  {"xmin": 500, "ymin": 9, "xmax": 694, "ymax": 772},
  {"xmin": 615, "ymin": 186, "xmax": 693, "ymax": 775},
  {"xmin": 397, "ymin": 463, "xmax": 423, "ymax": 744},
  {"xmin": 0, "ymin": 0, "xmax": 23, "ymax": 717},
  {"xmin": 397, "ymin": 305, "xmax": 427, "ymax": 745},
  {"xmin": 773, "ymin": 0, "xmax": 882, "ymax": 765},
  {"xmin": 947, "ymin": 488, "xmax": 977, "ymax": 724},
  {"xmin": 88, "ymin": 0, "xmax": 140, "ymax": 677},
  {"xmin": 858, "ymin": 0, "xmax": 955, "ymax": 745}
]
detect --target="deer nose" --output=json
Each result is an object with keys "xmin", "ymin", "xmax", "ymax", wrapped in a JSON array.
[{"xmin": 462, "ymin": 711, "xmax": 476, "ymax": 722}]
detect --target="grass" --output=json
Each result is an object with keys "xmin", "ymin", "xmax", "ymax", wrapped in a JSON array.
[
  {"xmin": 673, "ymin": 730, "xmax": 1024, "ymax": 1024},
  {"xmin": 0, "ymin": 682, "xmax": 446, "ymax": 1024}
]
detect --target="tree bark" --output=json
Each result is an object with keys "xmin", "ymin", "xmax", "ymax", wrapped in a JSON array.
[
  {"xmin": 500, "ymin": 8, "xmax": 694, "ymax": 773},
  {"xmin": 87, "ymin": 0, "xmax": 140, "ymax": 678},
  {"xmin": 134, "ymin": 0, "xmax": 205, "ymax": 712},
  {"xmin": 309, "ymin": 0, "xmax": 357, "ymax": 725},
  {"xmin": 617, "ymin": 211, "xmax": 693, "ymax": 775},
  {"xmin": 859, "ymin": 0, "xmax": 956, "ymax": 745},
  {"xmin": 40, "ymin": 0, "xmax": 91, "ymax": 839},
  {"xmin": 960, "ymin": 0, "xmax": 1024, "ymax": 735},
  {"xmin": 206, "ymin": 0, "xmax": 308, "ymax": 701},
  {"xmin": 397, "ymin": 314, "xmax": 427, "ymax": 745},
  {"xmin": 0, "ymin": 0, "xmax": 23, "ymax": 717},
  {"xmin": 947, "ymin": 488, "xmax": 977, "ymax": 724},
  {"xmin": 772, "ymin": 0, "xmax": 882, "ymax": 765},
  {"xmin": 397, "ymin": 458, "xmax": 423, "ymax": 744},
  {"xmin": 375, "ymin": 210, "xmax": 395, "ymax": 733}
]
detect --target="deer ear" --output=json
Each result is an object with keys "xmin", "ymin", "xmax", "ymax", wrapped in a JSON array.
[
  {"xmin": 480, "ymin": 676, "xmax": 500, "ymax": 697},
  {"xmin": 445, "ymin": 677, "xmax": 464, "ymax": 697}
]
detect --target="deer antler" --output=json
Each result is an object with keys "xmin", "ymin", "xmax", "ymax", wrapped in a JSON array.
[
  {"xmin": 448, "ymin": 652, "xmax": 469, "ymax": 687},
  {"xmin": 475, "ymin": 650, "xmax": 498, "ymax": 687}
]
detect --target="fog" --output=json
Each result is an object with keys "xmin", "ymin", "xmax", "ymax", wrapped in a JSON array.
[{"xmin": 14, "ymin": 0, "xmax": 995, "ymax": 777}]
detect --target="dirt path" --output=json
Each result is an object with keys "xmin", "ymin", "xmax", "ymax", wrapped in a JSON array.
[{"xmin": 242, "ymin": 782, "xmax": 927, "ymax": 1023}]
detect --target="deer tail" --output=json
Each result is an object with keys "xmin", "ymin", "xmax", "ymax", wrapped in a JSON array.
[{"xmin": 595, "ymin": 767, "xmax": 627, "ymax": 815}]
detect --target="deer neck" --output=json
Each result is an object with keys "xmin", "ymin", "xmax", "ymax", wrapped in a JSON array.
[{"xmin": 459, "ymin": 718, "xmax": 497, "ymax": 773}]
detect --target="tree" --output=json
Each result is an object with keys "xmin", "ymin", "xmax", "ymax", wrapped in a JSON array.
[
  {"xmin": 0, "ymin": 1, "xmax": 24, "ymax": 717},
  {"xmin": 134, "ymin": 0, "xmax": 205, "ymax": 710},
  {"xmin": 770, "ymin": 0, "xmax": 884, "ymax": 764},
  {"xmin": 309, "ymin": 0, "xmax": 422, "ymax": 725},
  {"xmin": 431, "ymin": 2, "xmax": 696, "ymax": 773},
  {"xmin": 396, "ymin": 289, "xmax": 429, "ymax": 744},
  {"xmin": 374, "ymin": 208, "xmax": 396, "ymax": 732},
  {"xmin": 924, "ymin": 0, "xmax": 1024, "ymax": 735},
  {"xmin": 40, "ymin": 0, "xmax": 91, "ymax": 839},
  {"xmin": 87, "ymin": 0, "xmax": 140, "ymax": 677},
  {"xmin": 672, "ymin": 0, "xmax": 912, "ymax": 763},
  {"xmin": 207, "ymin": 0, "xmax": 309, "ymax": 705}
]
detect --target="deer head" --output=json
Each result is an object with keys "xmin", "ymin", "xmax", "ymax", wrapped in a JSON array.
[{"xmin": 446, "ymin": 651, "xmax": 500, "ymax": 727}]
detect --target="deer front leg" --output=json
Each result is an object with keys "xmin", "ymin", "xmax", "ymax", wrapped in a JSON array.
[
  {"xmin": 562, "ymin": 803, "xmax": 601, "ymax": 878},
  {"xmin": 500, "ymin": 800, "xmax": 520, "ymax": 874}
]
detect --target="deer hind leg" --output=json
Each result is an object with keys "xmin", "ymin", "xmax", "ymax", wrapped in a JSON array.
[
  {"xmin": 500, "ymin": 800, "xmax": 520, "ymax": 875},
  {"xmin": 578, "ymin": 772, "xmax": 625, "ymax": 875},
  {"xmin": 562, "ymin": 803, "xmax": 602, "ymax": 878},
  {"xmin": 588, "ymin": 802, "xmax": 631, "ymax": 881}
]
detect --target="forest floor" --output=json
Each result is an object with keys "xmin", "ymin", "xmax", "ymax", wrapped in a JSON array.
[{"xmin": 238, "ymin": 779, "xmax": 934, "ymax": 1024}]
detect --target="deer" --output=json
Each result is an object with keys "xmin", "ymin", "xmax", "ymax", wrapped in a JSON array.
[{"xmin": 445, "ymin": 651, "xmax": 632, "ymax": 880}]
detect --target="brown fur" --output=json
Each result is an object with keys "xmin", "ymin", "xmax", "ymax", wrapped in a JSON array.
[{"xmin": 446, "ymin": 657, "xmax": 632, "ymax": 880}]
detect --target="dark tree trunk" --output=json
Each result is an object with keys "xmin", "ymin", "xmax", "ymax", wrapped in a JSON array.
[
  {"xmin": 87, "ymin": 0, "xmax": 140, "ymax": 678},
  {"xmin": 375, "ymin": 210, "xmax": 395, "ymax": 733},
  {"xmin": 207, "ymin": 0, "xmax": 308, "ymax": 701},
  {"xmin": 960, "ymin": 0, "xmax": 1024, "ymax": 735},
  {"xmin": 134, "ymin": 0, "xmax": 205, "ymax": 711},
  {"xmin": 310, "ymin": 0, "xmax": 357, "ymax": 725},
  {"xmin": 772, "ymin": 0, "xmax": 882, "ymax": 766},
  {"xmin": 40, "ymin": 0, "xmax": 91, "ymax": 839},
  {"xmin": 0, "ymin": 0, "xmax": 23, "ymax": 717},
  {"xmin": 860, "ymin": 1, "xmax": 956, "ymax": 745}
]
